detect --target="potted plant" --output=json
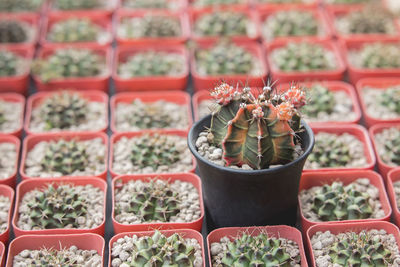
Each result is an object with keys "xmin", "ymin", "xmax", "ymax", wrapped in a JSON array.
[
  {"xmin": 304, "ymin": 125, "xmax": 376, "ymax": 171},
  {"xmin": 191, "ymin": 40, "xmax": 268, "ymax": 91},
  {"xmin": 110, "ymin": 130, "xmax": 195, "ymax": 178},
  {"xmin": 0, "ymin": 46, "xmax": 33, "ymax": 95},
  {"xmin": 32, "ymin": 45, "xmax": 111, "ymax": 92},
  {"xmin": 188, "ymin": 82, "xmax": 314, "ymax": 228},
  {"xmin": 112, "ymin": 173, "xmax": 204, "ymax": 233},
  {"xmin": 207, "ymin": 226, "xmax": 307, "ymax": 266},
  {"xmin": 109, "ymin": 229, "xmax": 205, "ymax": 267},
  {"xmin": 265, "ymin": 39, "xmax": 346, "ymax": 83},
  {"xmin": 119, "ymin": 0, "xmax": 187, "ymax": 11},
  {"xmin": 0, "ymin": 14, "xmax": 38, "ymax": 47},
  {"xmin": 0, "ymin": 93, "xmax": 25, "ymax": 137},
  {"xmin": 20, "ymin": 132, "xmax": 108, "ymax": 180},
  {"xmin": 255, "ymin": 0, "xmax": 318, "ymax": 10},
  {"xmin": 115, "ymin": 11, "xmax": 189, "ymax": 46},
  {"xmin": 306, "ymin": 221, "xmax": 400, "ymax": 267},
  {"xmin": 0, "ymin": 0, "xmax": 45, "ymax": 14},
  {"xmin": 0, "ymin": 135, "xmax": 20, "ymax": 188},
  {"xmin": 113, "ymin": 45, "xmax": 189, "ymax": 92},
  {"xmin": 386, "ymin": 168, "xmax": 400, "ymax": 227},
  {"xmin": 299, "ymin": 170, "xmax": 391, "ymax": 233},
  {"xmin": 48, "ymin": 0, "xmax": 116, "ymax": 17},
  {"xmin": 110, "ymin": 91, "xmax": 192, "ymax": 133},
  {"xmin": 25, "ymin": 90, "xmax": 108, "ymax": 135},
  {"xmin": 357, "ymin": 78, "xmax": 400, "ymax": 128},
  {"xmin": 0, "ymin": 185, "xmax": 14, "ymax": 245},
  {"xmin": 6, "ymin": 233, "xmax": 105, "ymax": 267},
  {"xmin": 12, "ymin": 177, "xmax": 107, "ymax": 237}
]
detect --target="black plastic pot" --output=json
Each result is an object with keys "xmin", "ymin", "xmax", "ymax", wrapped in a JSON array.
[{"xmin": 188, "ymin": 115, "xmax": 314, "ymax": 230}]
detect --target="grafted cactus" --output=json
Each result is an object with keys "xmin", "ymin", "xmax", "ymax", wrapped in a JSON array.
[{"xmin": 208, "ymin": 83, "xmax": 306, "ymax": 169}]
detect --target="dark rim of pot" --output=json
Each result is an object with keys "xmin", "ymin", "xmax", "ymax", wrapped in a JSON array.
[{"xmin": 188, "ymin": 115, "xmax": 315, "ymax": 175}]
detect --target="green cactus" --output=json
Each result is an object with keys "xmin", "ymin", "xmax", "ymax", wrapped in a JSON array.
[
  {"xmin": 118, "ymin": 51, "xmax": 184, "ymax": 78},
  {"xmin": 120, "ymin": 15, "xmax": 181, "ymax": 38},
  {"xmin": 310, "ymin": 181, "xmax": 373, "ymax": 221},
  {"xmin": 0, "ymin": 50, "xmax": 20, "ymax": 77},
  {"xmin": 218, "ymin": 233, "xmax": 298, "ymax": 266},
  {"xmin": 47, "ymin": 18, "xmax": 102, "ymax": 43},
  {"xmin": 0, "ymin": 0, "xmax": 43, "ymax": 12},
  {"xmin": 207, "ymin": 82, "xmax": 306, "ymax": 169},
  {"xmin": 383, "ymin": 129, "xmax": 400, "ymax": 166},
  {"xmin": 53, "ymin": 0, "xmax": 103, "ymax": 10},
  {"xmin": 302, "ymin": 84, "xmax": 336, "ymax": 118},
  {"xmin": 115, "ymin": 179, "xmax": 181, "ymax": 222},
  {"xmin": 271, "ymin": 42, "xmax": 335, "ymax": 72},
  {"xmin": 263, "ymin": 10, "xmax": 318, "ymax": 39},
  {"xmin": 194, "ymin": 11, "xmax": 249, "ymax": 37},
  {"xmin": 122, "ymin": 0, "xmax": 169, "ymax": 8},
  {"xmin": 194, "ymin": 0, "xmax": 244, "ymax": 6},
  {"xmin": 195, "ymin": 41, "xmax": 255, "ymax": 75},
  {"xmin": 32, "ymin": 48, "xmax": 104, "ymax": 83},
  {"xmin": 357, "ymin": 43, "xmax": 400, "ymax": 69},
  {"xmin": 0, "ymin": 20, "xmax": 28, "ymax": 43},
  {"xmin": 17, "ymin": 247, "xmax": 98, "ymax": 265},
  {"xmin": 379, "ymin": 87, "xmax": 400, "ymax": 114},
  {"xmin": 39, "ymin": 92, "xmax": 89, "ymax": 130},
  {"xmin": 27, "ymin": 184, "xmax": 88, "ymax": 229},
  {"xmin": 41, "ymin": 139, "xmax": 89, "ymax": 175}
]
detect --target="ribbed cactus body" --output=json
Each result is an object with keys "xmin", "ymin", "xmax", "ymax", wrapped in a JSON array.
[
  {"xmin": 0, "ymin": 20, "xmax": 27, "ymax": 43},
  {"xmin": 0, "ymin": 50, "xmax": 19, "ymax": 77},
  {"xmin": 307, "ymin": 135, "xmax": 351, "ymax": 168}
]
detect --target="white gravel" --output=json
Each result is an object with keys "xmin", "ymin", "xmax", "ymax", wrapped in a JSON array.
[
  {"xmin": 0, "ymin": 195, "xmax": 10, "ymax": 234},
  {"xmin": 0, "ymin": 100, "xmax": 23, "ymax": 134},
  {"xmin": 197, "ymin": 99, "xmax": 215, "ymax": 120},
  {"xmin": 362, "ymin": 86, "xmax": 400, "ymax": 120},
  {"xmin": 0, "ymin": 142, "xmax": 17, "ymax": 179},
  {"xmin": 375, "ymin": 127, "xmax": 400, "ymax": 167}
]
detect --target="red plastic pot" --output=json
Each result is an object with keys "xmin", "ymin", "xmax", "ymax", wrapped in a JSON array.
[
  {"xmin": 110, "ymin": 130, "xmax": 196, "ymax": 178},
  {"xmin": 369, "ymin": 123, "xmax": 400, "ymax": 180},
  {"xmin": 6, "ymin": 233, "xmax": 105, "ymax": 267},
  {"xmin": 40, "ymin": 13, "xmax": 112, "ymax": 48},
  {"xmin": 25, "ymin": 90, "xmax": 109, "ymax": 135},
  {"xmin": 110, "ymin": 91, "xmax": 192, "ymax": 133},
  {"xmin": 113, "ymin": 45, "xmax": 189, "ymax": 92},
  {"xmin": 12, "ymin": 177, "xmax": 107, "ymax": 237},
  {"xmin": 306, "ymin": 221, "xmax": 400, "ymax": 267},
  {"xmin": 0, "ymin": 185, "xmax": 14, "ymax": 245},
  {"xmin": 118, "ymin": 0, "xmax": 188, "ymax": 11},
  {"xmin": 32, "ymin": 45, "xmax": 111, "ymax": 92},
  {"xmin": 387, "ymin": 168, "xmax": 400, "ymax": 227},
  {"xmin": 108, "ymin": 229, "xmax": 205, "ymax": 267},
  {"xmin": 0, "ymin": 14, "xmax": 39, "ymax": 47},
  {"xmin": 255, "ymin": 0, "xmax": 318, "ymax": 10},
  {"xmin": 190, "ymin": 7, "xmax": 260, "ymax": 43},
  {"xmin": 112, "ymin": 173, "xmax": 204, "ymax": 233},
  {"xmin": 279, "ymin": 81, "xmax": 361, "ymax": 125},
  {"xmin": 115, "ymin": 10, "xmax": 190, "ymax": 46},
  {"xmin": 342, "ymin": 39, "xmax": 400, "ymax": 85},
  {"xmin": 356, "ymin": 78, "xmax": 400, "ymax": 128},
  {"xmin": 265, "ymin": 39, "xmax": 346, "ymax": 84},
  {"xmin": 0, "ymin": 135, "xmax": 20, "ymax": 188},
  {"xmin": 0, "ymin": 46, "xmax": 34, "ymax": 95},
  {"xmin": 0, "ymin": 241, "xmax": 4, "ymax": 267},
  {"xmin": 305, "ymin": 124, "xmax": 376, "ymax": 172},
  {"xmin": 207, "ymin": 225, "xmax": 308, "ymax": 267},
  {"xmin": 299, "ymin": 170, "xmax": 391, "ymax": 233},
  {"xmin": 47, "ymin": 0, "xmax": 116, "ymax": 17},
  {"xmin": 20, "ymin": 132, "xmax": 108, "ymax": 181},
  {"xmin": 0, "ymin": 93, "xmax": 25, "ymax": 137},
  {"xmin": 191, "ymin": 40, "xmax": 268, "ymax": 91}
]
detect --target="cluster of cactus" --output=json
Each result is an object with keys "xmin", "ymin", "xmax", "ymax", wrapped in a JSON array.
[
  {"xmin": 383, "ymin": 129, "xmax": 400, "ymax": 166},
  {"xmin": 53, "ymin": 0, "xmax": 103, "ymax": 10},
  {"xmin": 195, "ymin": 41, "xmax": 254, "ymax": 75},
  {"xmin": 310, "ymin": 181, "xmax": 373, "ymax": 221},
  {"xmin": 194, "ymin": 0, "xmax": 244, "ymax": 6},
  {"xmin": 194, "ymin": 11, "xmax": 249, "ymax": 37},
  {"xmin": 0, "ymin": 0, "xmax": 43, "ymax": 12},
  {"xmin": 207, "ymin": 82, "xmax": 306, "ymax": 169},
  {"xmin": 218, "ymin": 233, "xmax": 298, "ymax": 266},
  {"xmin": 271, "ymin": 42, "xmax": 335, "ymax": 72},
  {"xmin": 0, "ymin": 20, "xmax": 27, "ymax": 43},
  {"xmin": 0, "ymin": 50, "xmax": 19, "ymax": 77},
  {"xmin": 357, "ymin": 43, "xmax": 400, "ymax": 69},
  {"xmin": 118, "ymin": 51, "xmax": 184, "ymax": 78},
  {"xmin": 47, "ymin": 18, "xmax": 102, "ymax": 43},
  {"xmin": 379, "ymin": 87, "xmax": 400, "ymax": 114},
  {"xmin": 41, "ymin": 139, "xmax": 89, "ymax": 175},
  {"xmin": 27, "ymin": 184, "xmax": 88, "ymax": 229},
  {"xmin": 122, "ymin": 0, "xmax": 169, "ymax": 8},
  {"xmin": 328, "ymin": 231, "xmax": 395, "ymax": 266},
  {"xmin": 302, "ymin": 84, "xmax": 336, "ymax": 117},
  {"xmin": 33, "ymin": 48, "xmax": 103, "ymax": 83},
  {"xmin": 115, "ymin": 180, "xmax": 181, "ymax": 222},
  {"xmin": 39, "ymin": 92, "xmax": 89, "ymax": 130},
  {"xmin": 131, "ymin": 134, "xmax": 180, "ymax": 170},
  {"xmin": 121, "ymin": 15, "xmax": 181, "ymax": 38},
  {"xmin": 307, "ymin": 135, "xmax": 351, "ymax": 168},
  {"xmin": 263, "ymin": 10, "xmax": 318, "ymax": 39}
]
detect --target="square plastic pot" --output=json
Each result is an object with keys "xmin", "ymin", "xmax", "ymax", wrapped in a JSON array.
[
  {"xmin": 115, "ymin": 10, "xmax": 190, "ymax": 46},
  {"xmin": 356, "ymin": 78, "xmax": 400, "ymax": 128},
  {"xmin": 24, "ymin": 90, "xmax": 109, "ymax": 135},
  {"xmin": 6, "ymin": 233, "xmax": 105, "ymax": 267},
  {"xmin": 12, "ymin": 177, "xmax": 107, "ymax": 237},
  {"xmin": 0, "ymin": 46, "xmax": 34, "ymax": 95},
  {"xmin": 110, "ymin": 130, "xmax": 196, "ymax": 178},
  {"xmin": 113, "ymin": 45, "xmax": 189, "ymax": 92},
  {"xmin": 387, "ymin": 168, "xmax": 400, "ymax": 227},
  {"xmin": 0, "ymin": 185, "xmax": 14, "ymax": 245},
  {"xmin": 265, "ymin": 39, "xmax": 346, "ymax": 83},
  {"xmin": 47, "ymin": 0, "xmax": 116, "ymax": 17},
  {"xmin": 20, "ymin": 132, "xmax": 108, "ymax": 181},
  {"xmin": 0, "ymin": 93, "xmax": 25, "ymax": 137},
  {"xmin": 299, "ymin": 170, "xmax": 391, "ymax": 233},
  {"xmin": 191, "ymin": 40, "xmax": 268, "ymax": 91},
  {"xmin": 304, "ymin": 124, "xmax": 376, "ymax": 172},
  {"xmin": 0, "ymin": 14, "xmax": 39, "ymax": 48},
  {"xmin": 112, "ymin": 173, "xmax": 204, "ymax": 233},
  {"xmin": 32, "ymin": 45, "xmax": 111, "ymax": 92},
  {"xmin": 0, "ymin": 135, "xmax": 20, "ymax": 188},
  {"xmin": 306, "ymin": 221, "xmax": 400, "ymax": 267},
  {"xmin": 110, "ymin": 91, "xmax": 192, "ymax": 133},
  {"xmin": 207, "ymin": 225, "xmax": 308, "ymax": 267},
  {"xmin": 108, "ymin": 229, "xmax": 205, "ymax": 267}
]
